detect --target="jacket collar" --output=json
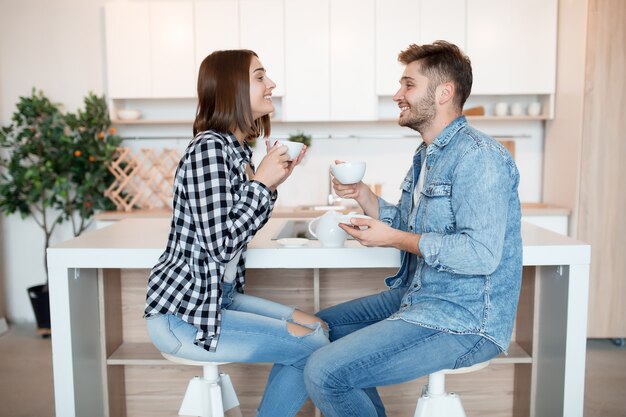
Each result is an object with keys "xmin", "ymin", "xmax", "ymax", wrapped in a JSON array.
[{"xmin": 431, "ymin": 115, "xmax": 467, "ymax": 148}]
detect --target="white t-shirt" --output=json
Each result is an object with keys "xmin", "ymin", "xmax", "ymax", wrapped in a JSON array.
[{"xmin": 223, "ymin": 250, "xmax": 242, "ymax": 283}]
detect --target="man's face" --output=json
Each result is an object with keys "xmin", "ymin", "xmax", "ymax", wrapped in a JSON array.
[{"xmin": 392, "ymin": 61, "xmax": 436, "ymax": 133}]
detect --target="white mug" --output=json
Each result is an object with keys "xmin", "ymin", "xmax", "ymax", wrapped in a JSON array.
[
  {"xmin": 528, "ymin": 102, "xmax": 542, "ymax": 117},
  {"xmin": 494, "ymin": 102, "xmax": 509, "ymax": 116},
  {"xmin": 511, "ymin": 102, "xmax": 525, "ymax": 116}
]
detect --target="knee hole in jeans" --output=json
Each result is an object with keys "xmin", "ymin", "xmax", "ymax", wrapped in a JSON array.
[
  {"xmin": 287, "ymin": 321, "xmax": 315, "ymax": 337},
  {"xmin": 292, "ymin": 309, "xmax": 329, "ymax": 331}
]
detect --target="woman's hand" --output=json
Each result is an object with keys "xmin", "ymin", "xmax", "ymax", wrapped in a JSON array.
[{"xmin": 254, "ymin": 140, "xmax": 307, "ymax": 190}]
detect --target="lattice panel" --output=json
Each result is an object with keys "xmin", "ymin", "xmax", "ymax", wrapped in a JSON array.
[{"xmin": 105, "ymin": 147, "xmax": 180, "ymax": 212}]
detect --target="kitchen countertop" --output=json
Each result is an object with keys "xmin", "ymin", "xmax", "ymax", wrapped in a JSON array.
[{"xmin": 94, "ymin": 202, "xmax": 570, "ymax": 221}]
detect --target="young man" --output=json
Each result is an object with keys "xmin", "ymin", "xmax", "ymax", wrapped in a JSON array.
[{"xmin": 303, "ymin": 41, "xmax": 523, "ymax": 417}]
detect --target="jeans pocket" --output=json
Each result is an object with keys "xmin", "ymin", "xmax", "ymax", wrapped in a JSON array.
[{"xmin": 146, "ymin": 314, "xmax": 183, "ymax": 355}]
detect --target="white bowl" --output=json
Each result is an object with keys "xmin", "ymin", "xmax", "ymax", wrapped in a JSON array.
[
  {"xmin": 117, "ymin": 109, "xmax": 142, "ymax": 120},
  {"xmin": 272, "ymin": 140, "xmax": 304, "ymax": 161},
  {"xmin": 331, "ymin": 161, "xmax": 366, "ymax": 184}
]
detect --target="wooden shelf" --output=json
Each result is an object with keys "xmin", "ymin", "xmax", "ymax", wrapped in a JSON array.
[
  {"xmin": 107, "ymin": 341, "xmax": 532, "ymax": 366},
  {"xmin": 112, "ymin": 119, "xmax": 193, "ymax": 125},
  {"xmin": 112, "ymin": 115, "xmax": 550, "ymax": 126}
]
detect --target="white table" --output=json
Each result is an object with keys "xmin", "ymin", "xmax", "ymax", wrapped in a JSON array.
[{"xmin": 48, "ymin": 218, "xmax": 590, "ymax": 417}]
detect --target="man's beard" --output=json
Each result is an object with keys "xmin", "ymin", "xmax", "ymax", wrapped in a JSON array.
[{"xmin": 398, "ymin": 87, "xmax": 436, "ymax": 133}]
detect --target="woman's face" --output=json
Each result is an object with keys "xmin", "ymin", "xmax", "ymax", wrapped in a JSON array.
[{"xmin": 249, "ymin": 56, "xmax": 276, "ymax": 120}]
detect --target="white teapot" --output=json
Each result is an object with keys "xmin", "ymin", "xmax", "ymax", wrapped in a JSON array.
[{"xmin": 308, "ymin": 210, "xmax": 349, "ymax": 248}]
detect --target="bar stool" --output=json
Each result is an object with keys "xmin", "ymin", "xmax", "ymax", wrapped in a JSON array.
[
  {"xmin": 414, "ymin": 361, "xmax": 490, "ymax": 417},
  {"xmin": 161, "ymin": 352, "xmax": 241, "ymax": 417}
]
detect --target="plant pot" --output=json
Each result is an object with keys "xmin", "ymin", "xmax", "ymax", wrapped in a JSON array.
[{"xmin": 28, "ymin": 284, "xmax": 51, "ymax": 337}]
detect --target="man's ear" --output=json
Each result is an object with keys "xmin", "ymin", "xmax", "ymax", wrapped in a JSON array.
[{"xmin": 438, "ymin": 82, "xmax": 455, "ymax": 105}]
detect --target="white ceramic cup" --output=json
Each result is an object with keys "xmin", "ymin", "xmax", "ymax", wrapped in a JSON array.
[
  {"xmin": 272, "ymin": 140, "xmax": 303, "ymax": 161},
  {"xmin": 494, "ymin": 102, "xmax": 509, "ymax": 116},
  {"xmin": 330, "ymin": 161, "xmax": 366, "ymax": 184},
  {"xmin": 528, "ymin": 102, "xmax": 542, "ymax": 117},
  {"xmin": 511, "ymin": 102, "xmax": 525, "ymax": 116}
]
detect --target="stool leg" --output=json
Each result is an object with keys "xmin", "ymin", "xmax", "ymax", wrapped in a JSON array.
[
  {"xmin": 219, "ymin": 373, "xmax": 240, "ymax": 411},
  {"xmin": 427, "ymin": 372, "xmax": 446, "ymax": 396},
  {"xmin": 179, "ymin": 365, "xmax": 225, "ymax": 417},
  {"xmin": 414, "ymin": 373, "xmax": 467, "ymax": 417}
]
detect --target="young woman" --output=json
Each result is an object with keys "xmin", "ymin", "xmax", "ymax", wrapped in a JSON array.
[{"xmin": 144, "ymin": 50, "xmax": 329, "ymax": 417}]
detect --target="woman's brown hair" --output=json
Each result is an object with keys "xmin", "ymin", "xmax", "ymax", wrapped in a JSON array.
[{"xmin": 193, "ymin": 49, "xmax": 271, "ymax": 139}]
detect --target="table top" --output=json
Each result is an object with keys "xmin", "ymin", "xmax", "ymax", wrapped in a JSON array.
[{"xmin": 48, "ymin": 218, "xmax": 589, "ymax": 269}]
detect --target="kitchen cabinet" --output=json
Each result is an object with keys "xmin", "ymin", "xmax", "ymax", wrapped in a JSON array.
[
  {"xmin": 104, "ymin": 3, "xmax": 151, "ymax": 98},
  {"xmin": 419, "ymin": 0, "xmax": 466, "ymax": 48},
  {"xmin": 330, "ymin": 0, "xmax": 376, "ymax": 120},
  {"xmin": 283, "ymin": 0, "xmax": 330, "ymax": 121},
  {"xmin": 375, "ymin": 0, "xmax": 466, "ymax": 97},
  {"xmin": 239, "ymin": 0, "xmax": 285, "ymax": 97},
  {"xmin": 105, "ymin": 0, "xmax": 558, "ymax": 121},
  {"xmin": 150, "ymin": 2, "xmax": 195, "ymax": 98},
  {"xmin": 194, "ymin": 0, "xmax": 240, "ymax": 69},
  {"xmin": 374, "ymin": 0, "xmax": 420, "ymax": 96},
  {"xmin": 104, "ymin": 1, "xmax": 195, "ymax": 99},
  {"xmin": 467, "ymin": 0, "xmax": 557, "ymax": 95}
]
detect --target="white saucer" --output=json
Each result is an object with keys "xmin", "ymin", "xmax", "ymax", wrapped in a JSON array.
[{"xmin": 277, "ymin": 238, "xmax": 309, "ymax": 248}]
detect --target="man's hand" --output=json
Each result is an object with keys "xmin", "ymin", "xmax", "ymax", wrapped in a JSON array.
[{"xmin": 340, "ymin": 217, "xmax": 422, "ymax": 256}]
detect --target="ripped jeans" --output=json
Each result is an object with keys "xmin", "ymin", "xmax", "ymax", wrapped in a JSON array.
[{"xmin": 146, "ymin": 283, "xmax": 329, "ymax": 417}]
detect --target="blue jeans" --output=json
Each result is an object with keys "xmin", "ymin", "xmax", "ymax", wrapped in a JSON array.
[
  {"xmin": 146, "ymin": 283, "xmax": 329, "ymax": 417},
  {"xmin": 303, "ymin": 287, "xmax": 500, "ymax": 417}
]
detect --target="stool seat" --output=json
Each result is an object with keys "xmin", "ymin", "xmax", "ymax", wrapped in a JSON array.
[
  {"xmin": 433, "ymin": 360, "xmax": 490, "ymax": 375},
  {"xmin": 161, "ymin": 352, "xmax": 230, "ymax": 367},
  {"xmin": 414, "ymin": 361, "xmax": 490, "ymax": 417}
]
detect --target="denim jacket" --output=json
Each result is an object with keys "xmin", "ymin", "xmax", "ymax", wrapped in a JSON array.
[{"xmin": 379, "ymin": 116, "xmax": 522, "ymax": 353}]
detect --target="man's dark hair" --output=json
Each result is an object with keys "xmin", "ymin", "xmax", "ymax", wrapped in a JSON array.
[{"xmin": 398, "ymin": 41, "xmax": 473, "ymax": 111}]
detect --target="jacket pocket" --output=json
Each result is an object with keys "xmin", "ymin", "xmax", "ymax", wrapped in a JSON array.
[{"xmin": 419, "ymin": 181, "xmax": 454, "ymax": 233}]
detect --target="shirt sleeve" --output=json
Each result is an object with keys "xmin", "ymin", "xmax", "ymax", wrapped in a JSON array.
[
  {"xmin": 182, "ymin": 139, "xmax": 274, "ymax": 263},
  {"xmin": 419, "ymin": 146, "xmax": 519, "ymax": 275}
]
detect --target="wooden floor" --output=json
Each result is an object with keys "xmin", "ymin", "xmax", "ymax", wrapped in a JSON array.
[{"xmin": 0, "ymin": 323, "xmax": 625, "ymax": 417}]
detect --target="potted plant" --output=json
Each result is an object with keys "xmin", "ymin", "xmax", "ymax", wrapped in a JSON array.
[
  {"xmin": 287, "ymin": 131, "xmax": 312, "ymax": 148},
  {"xmin": 0, "ymin": 89, "xmax": 121, "ymax": 335}
]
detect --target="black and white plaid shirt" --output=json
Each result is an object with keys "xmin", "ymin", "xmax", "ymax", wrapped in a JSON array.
[{"xmin": 145, "ymin": 130, "xmax": 276, "ymax": 352}]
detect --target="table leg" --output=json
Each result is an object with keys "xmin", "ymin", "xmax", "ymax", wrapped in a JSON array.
[{"xmin": 48, "ymin": 265, "xmax": 105, "ymax": 417}]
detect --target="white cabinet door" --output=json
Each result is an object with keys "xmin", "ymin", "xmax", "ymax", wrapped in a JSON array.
[
  {"xmin": 466, "ymin": 0, "xmax": 513, "ymax": 94},
  {"xmin": 375, "ymin": 0, "xmax": 420, "ymax": 96},
  {"xmin": 150, "ymin": 2, "xmax": 195, "ymax": 98},
  {"xmin": 284, "ymin": 0, "xmax": 330, "ymax": 121},
  {"xmin": 509, "ymin": 0, "xmax": 557, "ymax": 94},
  {"xmin": 239, "ymin": 0, "xmax": 285, "ymax": 96},
  {"xmin": 467, "ymin": 0, "xmax": 557, "ymax": 95},
  {"xmin": 330, "ymin": 0, "xmax": 376, "ymax": 120},
  {"xmin": 104, "ymin": 3, "xmax": 151, "ymax": 98},
  {"xmin": 195, "ymin": 0, "xmax": 240, "ymax": 70},
  {"xmin": 420, "ymin": 0, "xmax": 466, "ymax": 50}
]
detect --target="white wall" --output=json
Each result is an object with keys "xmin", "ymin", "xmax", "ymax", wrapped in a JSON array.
[
  {"xmin": 0, "ymin": 0, "xmax": 545, "ymax": 322},
  {"xmin": 0, "ymin": 0, "xmax": 106, "ymax": 322}
]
